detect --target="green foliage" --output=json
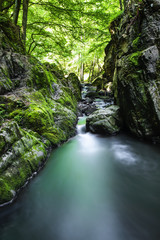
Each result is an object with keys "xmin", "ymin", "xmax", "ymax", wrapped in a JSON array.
[
  {"xmin": 1, "ymin": 0, "xmax": 121, "ymax": 80},
  {"xmin": 129, "ymin": 51, "xmax": 142, "ymax": 66},
  {"xmin": 0, "ymin": 179, "xmax": 13, "ymax": 203},
  {"xmin": 3, "ymin": 0, "xmax": 121, "ymax": 80},
  {"xmin": 132, "ymin": 36, "xmax": 140, "ymax": 50},
  {"xmin": 42, "ymin": 127, "xmax": 66, "ymax": 146}
]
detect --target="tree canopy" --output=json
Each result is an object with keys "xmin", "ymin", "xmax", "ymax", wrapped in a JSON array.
[{"xmin": 0, "ymin": 0, "xmax": 122, "ymax": 81}]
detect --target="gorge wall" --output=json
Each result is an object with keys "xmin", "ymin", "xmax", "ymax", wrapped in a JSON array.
[
  {"xmin": 103, "ymin": 0, "xmax": 160, "ymax": 142},
  {"xmin": 0, "ymin": 17, "xmax": 81, "ymax": 205}
]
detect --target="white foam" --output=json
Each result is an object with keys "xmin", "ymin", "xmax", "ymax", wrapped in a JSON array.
[{"xmin": 112, "ymin": 144, "xmax": 138, "ymax": 165}]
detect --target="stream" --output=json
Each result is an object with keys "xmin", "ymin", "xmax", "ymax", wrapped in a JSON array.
[{"xmin": 0, "ymin": 116, "xmax": 160, "ymax": 240}]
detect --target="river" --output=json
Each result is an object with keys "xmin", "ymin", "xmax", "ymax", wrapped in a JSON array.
[{"xmin": 0, "ymin": 117, "xmax": 160, "ymax": 240}]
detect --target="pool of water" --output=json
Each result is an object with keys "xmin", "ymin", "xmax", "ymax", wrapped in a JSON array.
[{"xmin": 0, "ymin": 122, "xmax": 160, "ymax": 240}]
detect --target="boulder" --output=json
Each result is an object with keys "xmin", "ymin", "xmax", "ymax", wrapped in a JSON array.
[
  {"xmin": 103, "ymin": 0, "xmax": 160, "ymax": 142},
  {"xmin": 86, "ymin": 105, "xmax": 122, "ymax": 135},
  {"xmin": 0, "ymin": 18, "xmax": 81, "ymax": 205},
  {"xmin": 78, "ymin": 100, "xmax": 97, "ymax": 116}
]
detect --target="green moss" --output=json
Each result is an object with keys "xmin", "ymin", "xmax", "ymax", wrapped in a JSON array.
[
  {"xmin": 0, "ymin": 108, "xmax": 6, "ymax": 116},
  {"xmin": 0, "ymin": 96, "xmax": 26, "ymax": 113},
  {"xmin": 132, "ymin": 36, "xmax": 140, "ymax": 50},
  {"xmin": 30, "ymin": 62, "xmax": 57, "ymax": 92},
  {"xmin": 44, "ymin": 68, "xmax": 57, "ymax": 84},
  {"xmin": 0, "ymin": 122, "xmax": 49, "ymax": 204},
  {"xmin": 66, "ymin": 73, "xmax": 81, "ymax": 101},
  {"xmin": 129, "ymin": 51, "xmax": 142, "ymax": 66},
  {"xmin": 24, "ymin": 104, "xmax": 54, "ymax": 132},
  {"xmin": 42, "ymin": 127, "xmax": 66, "ymax": 146},
  {"xmin": 0, "ymin": 97, "xmax": 28, "ymax": 124},
  {"xmin": 9, "ymin": 109, "xmax": 24, "ymax": 121},
  {"xmin": 0, "ymin": 135, "xmax": 5, "ymax": 153},
  {"xmin": 0, "ymin": 73, "xmax": 13, "ymax": 92},
  {"xmin": 0, "ymin": 15, "xmax": 25, "ymax": 54},
  {"xmin": 21, "ymin": 91, "xmax": 54, "ymax": 133},
  {"xmin": 0, "ymin": 179, "xmax": 13, "ymax": 204},
  {"xmin": 56, "ymin": 86, "xmax": 77, "ymax": 111},
  {"xmin": 0, "ymin": 55, "xmax": 80, "ymax": 204}
]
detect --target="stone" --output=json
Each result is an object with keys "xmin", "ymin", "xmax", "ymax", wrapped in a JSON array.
[
  {"xmin": 103, "ymin": 0, "xmax": 160, "ymax": 142},
  {"xmin": 86, "ymin": 105, "xmax": 122, "ymax": 135},
  {"xmin": 140, "ymin": 45, "xmax": 159, "ymax": 79},
  {"xmin": 78, "ymin": 101, "xmax": 97, "ymax": 116},
  {"xmin": 0, "ymin": 18, "xmax": 81, "ymax": 205}
]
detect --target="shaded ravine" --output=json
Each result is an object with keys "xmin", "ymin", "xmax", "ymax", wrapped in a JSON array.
[{"xmin": 0, "ymin": 118, "xmax": 160, "ymax": 240}]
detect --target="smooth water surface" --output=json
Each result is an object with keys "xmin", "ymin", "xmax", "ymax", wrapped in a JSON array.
[{"xmin": 0, "ymin": 122, "xmax": 160, "ymax": 240}]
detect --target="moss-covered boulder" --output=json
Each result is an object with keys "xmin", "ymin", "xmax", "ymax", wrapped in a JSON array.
[
  {"xmin": 103, "ymin": 0, "xmax": 160, "ymax": 142},
  {"xmin": 0, "ymin": 17, "xmax": 81, "ymax": 205},
  {"xmin": 0, "ymin": 68, "xmax": 80, "ymax": 206},
  {"xmin": 86, "ymin": 105, "xmax": 122, "ymax": 135},
  {"xmin": 0, "ymin": 15, "xmax": 25, "ymax": 53},
  {"xmin": 0, "ymin": 121, "xmax": 50, "ymax": 204}
]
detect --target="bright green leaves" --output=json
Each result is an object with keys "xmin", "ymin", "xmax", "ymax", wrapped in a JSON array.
[{"xmin": 4, "ymin": 0, "xmax": 121, "ymax": 80}]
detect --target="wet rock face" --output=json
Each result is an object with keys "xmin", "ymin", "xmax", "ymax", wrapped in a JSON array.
[
  {"xmin": 141, "ymin": 46, "xmax": 159, "ymax": 79},
  {"xmin": 0, "ymin": 51, "xmax": 30, "ymax": 94},
  {"xmin": 0, "ymin": 122, "xmax": 50, "ymax": 204},
  {"xmin": 78, "ymin": 99, "xmax": 97, "ymax": 116},
  {"xmin": 86, "ymin": 105, "xmax": 122, "ymax": 135},
  {"xmin": 104, "ymin": 0, "xmax": 160, "ymax": 142},
  {"xmin": 0, "ymin": 19, "xmax": 81, "ymax": 205},
  {"xmin": 0, "ymin": 59, "xmax": 80, "ymax": 205}
]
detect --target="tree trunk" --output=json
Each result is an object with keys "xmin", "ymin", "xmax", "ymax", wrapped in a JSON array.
[
  {"xmin": 91, "ymin": 58, "xmax": 96, "ymax": 82},
  {"xmin": 13, "ymin": 0, "xmax": 21, "ymax": 25},
  {"xmin": 97, "ymin": 57, "xmax": 102, "ymax": 72},
  {"xmin": 79, "ymin": 53, "xmax": 84, "ymax": 82},
  {"xmin": 22, "ymin": 0, "xmax": 29, "ymax": 46},
  {"xmin": 119, "ymin": 0, "xmax": 123, "ymax": 10},
  {"xmin": 123, "ymin": 0, "xmax": 129, "ymax": 9},
  {"xmin": 80, "ymin": 62, "xmax": 84, "ymax": 83},
  {"xmin": 88, "ymin": 62, "xmax": 93, "ymax": 83},
  {"xmin": 0, "ymin": 0, "xmax": 4, "ymax": 11}
]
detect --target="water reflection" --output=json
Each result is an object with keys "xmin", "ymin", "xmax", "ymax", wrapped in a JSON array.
[{"xmin": 0, "ymin": 127, "xmax": 160, "ymax": 240}]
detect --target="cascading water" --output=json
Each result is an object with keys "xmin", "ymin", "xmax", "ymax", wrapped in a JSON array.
[{"xmin": 80, "ymin": 83, "xmax": 114, "ymax": 112}]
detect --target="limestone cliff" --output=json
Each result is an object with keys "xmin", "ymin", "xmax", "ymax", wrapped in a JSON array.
[
  {"xmin": 0, "ymin": 16, "xmax": 81, "ymax": 205},
  {"xmin": 104, "ymin": 0, "xmax": 160, "ymax": 142}
]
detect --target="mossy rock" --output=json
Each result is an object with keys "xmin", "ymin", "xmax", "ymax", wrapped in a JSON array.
[
  {"xmin": 0, "ymin": 72, "xmax": 13, "ymax": 94},
  {"xmin": 129, "ymin": 51, "xmax": 142, "ymax": 66},
  {"xmin": 0, "ymin": 15, "xmax": 25, "ymax": 53},
  {"xmin": 0, "ymin": 32, "xmax": 80, "ymax": 204},
  {"xmin": 0, "ymin": 121, "xmax": 49, "ymax": 204},
  {"xmin": 66, "ymin": 73, "xmax": 81, "ymax": 101},
  {"xmin": 26, "ymin": 58, "xmax": 58, "ymax": 93},
  {"xmin": 56, "ymin": 86, "xmax": 77, "ymax": 111},
  {"xmin": 44, "ymin": 63, "xmax": 65, "ymax": 79},
  {"xmin": 0, "ymin": 179, "xmax": 13, "ymax": 204},
  {"xmin": 24, "ymin": 104, "xmax": 54, "ymax": 132},
  {"xmin": 42, "ymin": 127, "xmax": 66, "ymax": 146},
  {"xmin": 86, "ymin": 105, "xmax": 122, "ymax": 135}
]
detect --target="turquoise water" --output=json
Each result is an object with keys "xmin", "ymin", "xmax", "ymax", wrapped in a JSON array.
[{"xmin": 0, "ymin": 121, "xmax": 160, "ymax": 240}]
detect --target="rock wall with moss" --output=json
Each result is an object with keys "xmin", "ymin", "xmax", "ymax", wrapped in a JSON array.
[
  {"xmin": 103, "ymin": 0, "xmax": 160, "ymax": 142},
  {"xmin": 0, "ymin": 16, "xmax": 81, "ymax": 205}
]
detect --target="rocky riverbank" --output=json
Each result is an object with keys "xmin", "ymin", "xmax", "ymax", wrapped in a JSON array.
[
  {"xmin": 103, "ymin": 0, "xmax": 160, "ymax": 143},
  {"xmin": 0, "ymin": 17, "xmax": 81, "ymax": 205}
]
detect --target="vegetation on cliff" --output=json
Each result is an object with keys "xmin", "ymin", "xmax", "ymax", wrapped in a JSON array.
[
  {"xmin": 0, "ymin": 14, "xmax": 82, "ymax": 204},
  {"xmin": 103, "ymin": 0, "xmax": 160, "ymax": 142}
]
